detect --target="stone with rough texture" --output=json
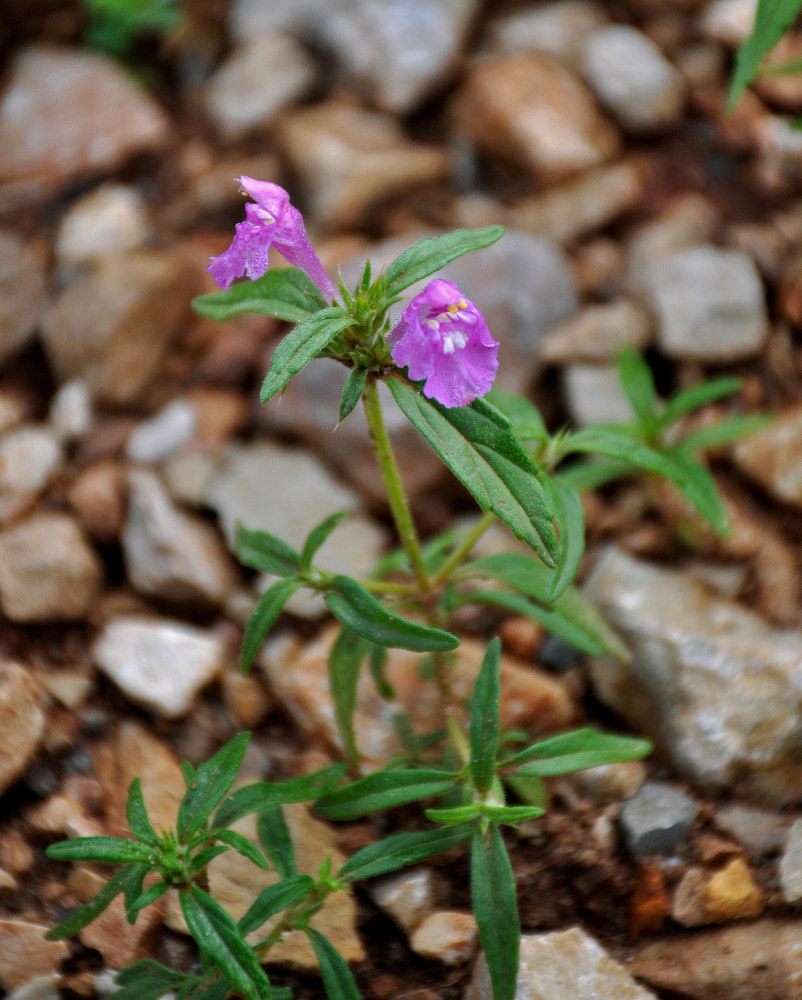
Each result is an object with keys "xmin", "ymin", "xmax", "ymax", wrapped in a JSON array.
[
  {"xmin": 93, "ymin": 617, "xmax": 226, "ymax": 718},
  {"xmin": 540, "ymin": 298, "xmax": 652, "ymax": 363},
  {"xmin": 370, "ymin": 868, "xmax": 434, "ymax": 933},
  {"xmin": 123, "ymin": 468, "xmax": 238, "ymax": 607},
  {"xmin": 562, "ymin": 363, "xmax": 634, "ymax": 426},
  {"xmin": 8, "ymin": 976, "xmax": 61, "ymax": 1000},
  {"xmin": 313, "ymin": 0, "xmax": 480, "ymax": 114},
  {"xmin": 673, "ymin": 858, "xmax": 764, "ymax": 926},
  {"xmin": 49, "ymin": 381, "xmax": 92, "ymax": 444},
  {"xmin": 643, "ymin": 246, "xmax": 768, "ymax": 361},
  {"xmin": 260, "ymin": 628, "xmax": 576, "ymax": 771},
  {"xmin": 713, "ymin": 802, "xmax": 790, "ymax": 856},
  {"xmin": 629, "ymin": 918, "xmax": 802, "ymax": 1000},
  {"xmin": 619, "ymin": 781, "xmax": 699, "ymax": 855},
  {"xmin": 126, "ymin": 398, "xmax": 197, "ymax": 463},
  {"xmin": 55, "ymin": 183, "xmax": 150, "ymax": 266},
  {"xmin": 733, "ymin": 405, "xmax": 802, "ymax": 509},
  {"xmin": 0, "ymin": 46, "xmax": 168, "ymax": 187},
  {"xmin": 0, "ymin": 661, "xmax": 45, "ymax": 796},
  {"xmin": 165, "ymin": 806, "xmax": 365, "ymax": 969},
  {"xmin": 584, "ymin": 547, "xmax": 802, "ymax": 804},
  {"xmin": 0, "ymin": 425, "xmax": 62, "ymax": 524},
  {"xmin": 41, "ymin": 251, "xmax": 192, "ymax": 404},
  {"xmin": 409, "ymin": 911, "xmax": 478, "ymax": 965},
  {"xmin": 779, "ymin": 818, "xmax": 802, "ymax": 903},
  {"xmin": 0, "ymin": 920, "xmax": 67, "ymax": 992},
  {"xmin": 487, "ymin": 2, "xmax": 606, "ymax": 67},
  {"xmin": 67, "ymin": 460, "xmax": 125, "ymax": 543},
  {"xmin": 278, "ymin": 100, "xmax": 450, "ymax": 228},
  {"xmin": 466, "ymin": 926, "xmax": 657, "ymax": 1000},
  {"xmin": 580, "ymin": 26, "xmax": 685, "ymax": 133},
  {"xmin": 0, "ymin": 513, "xmax": 101, "ymax": 622},
  {"xmin": 453, "ymin": 52, "xmax": 620, "ymax": 185},
  {"xmin": 0, "ymin": 232, "xmax": 47, "ymax": 368},
  {"xmin": 203, "ymin": 33, "xmax": 316, "ymax": 140},
  {"xmin": 229, "ymin": 0, "xmax": 327, "ymax": 38}
]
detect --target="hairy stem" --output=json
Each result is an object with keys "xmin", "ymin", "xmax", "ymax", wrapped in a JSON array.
[{"xmin": 363, "ymin": 379, "xmax": 430, "ymax": 592}]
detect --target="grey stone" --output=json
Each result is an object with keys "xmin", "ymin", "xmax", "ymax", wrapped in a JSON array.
[
  {"xmin": 466, "ymin": 926, "xmax": 657, "ymax": 1000},
  {"xmin": 643, "ymin": 245, "xmax": 768, "ymax": 362},
  {"xmin": 584, "ymin": 547, "xmax": 802, "ymax": 804},
  {"xmin": 733, "ymin": 404, "xmax": 802, "ymax": 508},
  {"xmin": 125, "ymin": 398, "xmax": 197, "ymax": 463},
  {"xmin": 629, "ymin": 918, "xmax": 802, "ymax": 1000},
  {"xmin": 55, "ymin": 183, "xmax": 150, "ymax": 266},
  {"xmin": 202, "ymin": 33, "xmax": 315, "ymax": 140},
  {"xmin": 779, "ymin": 818, "xmax": 802, "ymax": 903},
  {"xmin": 8, "ymin": 975, "xmax": 62, "ymax": 1000},
  {"xmin": 699, "ymin": 0, "xmax": 759, "ymax": 47},
  {"xmin": 0, "ymin": 232, "xmax": 47, "ymax": 368},
  {"xmin": 487, "ymin": 1, "xmax": 607, "ymax": 67},
  {"xmin": 0, "ymin": 425, "xmax": 62, "ymax": 524},
  {"xmin": 370, "ymin": 868, "xmax": 434, "ymax": 933},
  {"xmin": 93, "ymin": 616, "xmax": 226, "ymax": 718},
  {"xmin": 0, "ymin": 513, "xmax": 101, "ymax": 622},
  {"xmin": 540, "ymin": 298, "xmax": 652, "ymax": 363},
  {"xmin": 230, "ymin": 0, "xmax": 329, "ymax": 40},
  {"xmin": 313, "ymin": 0, "xmax": 480, "ymax": 114},
  {"xmin": 122, "ymin": 468, "xmax": 238, "ymax": 608},
  {"xmin": 713, "ymin": 802, "xmax": 790, "ymax": 856},
  {"xmin": 0, "ymin": 46, "xmax": 168, "ymax": 188},
  {"xmin": 581, "ymin": 26, "xmax": 685, "ymax": 133},
  {"xmin": 0, "ymin": 662, "xmax": 45, "ymax": 797},
  {"xmin": 562, "ymin": 363, "xmax": 634, "ymax": 426},
  {"xmin": 619, "ymin": 781, "xmax": 699, "ymax": 855}
]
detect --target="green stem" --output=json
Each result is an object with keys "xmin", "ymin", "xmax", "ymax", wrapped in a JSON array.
[
  {"xmin": 357, "ymin": 578, "xmax": 419, "ymax": 597},
  {"xmin": 429, "ymin": 511, "xmax": 496, "ymax": 589},
  {"xmin": 363, "ymin": 379, "xmax": 430, "ymax": 591}
]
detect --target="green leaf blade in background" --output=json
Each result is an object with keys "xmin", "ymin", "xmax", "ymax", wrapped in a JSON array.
[
  {"xmin": 236, "ymin": 524, "xmax": 302, "ymax": 577},
  {"xmin": 388, "ymin": 379, "xmax": 557, "ymax": 567},
  {"xmin": 339, "ymin": 824, "xmax": 473, "ymax": 882},
  {"xmin": 300, "ymin": 512, "xmax": 348, "ymax": 570},
  {"xmin": 242, "ymin": 578, "xmax": 304, "ymax": 675},
  {"xmin": 728, "ymin": 0, "xmax": 802, "ymax": 112},
  {"xmin": 617, "ymin": 345, "xmax": 660, "ymax": 427},
  {"xmin": 257, "ymin": 804, "xmax": 298, "ymax": 879},
  {"xmin": 503, "ymin": 727, "xmax": 652, "ymax": 773},
  {"xmin": 329, "ymin": 627, "xmax": 370, "ymax": 769},
  {"xmin": 325, "ymin": 576, "xmax": 459, "ymax": 652},
  {"xmin": 471, "ymin": 824, "xmax": 520, "ymax": 1000},
  {"xmin": 193, "ymin": 267, "xmax": 325, "ymax": 323},
  {"xmin": 339, "ymin": 368, "xmax": 368, "ymax": 423},
  {"xmin": 543, "ymin": 475, "xmax": 585, "ymax": 602},
  {"xmin": 261, "ymin": 308, "xmax": 356, "ymax": 403},
  {"xmin": 126, "ymin": 778, "xmax": 159, "ymax": 845},
  {"xmin": 112, "ymin": 960, "xmax": 193, "ymax": 1000},
  {"xmin": 469, "ymin": 638, "xmax": 501, "ymax": 795},
  {"xmin": 315, "ymin": 769, "xmax": 459, "ymax": 821},
  {"xmin": 306, "ymin": 927, "xmax": 361, "ymax": 1000},
  {"xmin": 383, "ymin": 227, "xmax": 505, "ymax": 296},
  {"xmin": 214, "ymin": 766, "xmax": 346, "ymax": 829},
  {"xmin": 238, "ymin": 875, "xmax": 315, "ymax": 938},
  {"xmin": 177, "ymin": 732, "xmax": 251, "ymax": 841}
]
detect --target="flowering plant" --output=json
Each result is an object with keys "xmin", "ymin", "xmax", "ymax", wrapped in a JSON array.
[{"xmin": 45, "ymin": 182, "xmax": 757, "ymax": 1000}]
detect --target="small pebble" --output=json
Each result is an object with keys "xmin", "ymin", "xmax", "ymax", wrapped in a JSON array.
[{"xmin": 619, "ymin": 781, "xmax": 699, "ymax": 855}]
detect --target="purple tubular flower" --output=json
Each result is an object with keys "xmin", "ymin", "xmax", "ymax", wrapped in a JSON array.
[
  {"xmin": 207, "ymin": 177, "xmax": 336, "ymax": 302},
  {"xmin": 389, "ymin": 279, "xmax": 499, "ymax": 409}
]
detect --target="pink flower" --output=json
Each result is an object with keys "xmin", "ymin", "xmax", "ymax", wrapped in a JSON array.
[
  {"xmin": 389, "ymin": 279, "xmax": 499, "ymax": 408},
  {"xmin": 207, "ymin": 177, "xmax": 336, "ymax": 301}
]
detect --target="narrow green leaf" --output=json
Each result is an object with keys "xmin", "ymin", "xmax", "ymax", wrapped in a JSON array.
[
  {"xmin": 257, "ymin": 805, "xmax": 297, "ymax": 879},
  {"xmin": 339, "ymin": 824, "xmax": 473, "ymax": 882},
  {"xmin": 113, "ymin": 960, "xmax": 193, "ymax": 1000},
  {"xmin": 300, "ymin": 512, "xmax": 348, "ymax": 571},
  {"xmin": 661, "ymin": 376, "xmax": 743, "ymax": 426},
  {"xmin": 126, "ymin": 880, "xmax": 171, "ymax": 924},
  {"xmin": 122, "ymin": 862, "xmax": 149, "ymax": 917},
  {"xmin": 177, "ymin": 732, "xmax": 251, "ymax": 841},
  {"xmin": 238, "ymin": 875, "xmax": 315, "ymax": 938},
  {"xmin": 557, "ymin": 457, "xmax": 634, "ymax": 492},
  {"xmin": 471, "ymin": 825, "xmax": 520, "ymax": 1000},
  {"xmin": 368, "ymin": 644, "xmax": 394, "ymax": 700},
  {"xmin": 389, "ymin": 379, "xmax": 557, "ymax": 565},
  {"xmin": 480, "ymin": 804, "xmax": 544, "ymax": 824},
  {"xmin": 504, "ymin": 773, "xmax": 547, "ymax": 810},
  {"xmin": 617, "ymin": 346, "xmax": 660, "ymax": 426},
  {"xmin": 679, "ymin": 413, "xmax": 775, "ymax": 451},
  {"xmin": 214, "ymin": 829, "xmax": 269, "ymax": 870},
  {"xmin": 126, "ymin": 778, "xmax": 159, "ymax": 845},
  {"xmin": 45, "ymin": 837, "xmax": 152, "ymax": 865},
  {"xmin": 329, "ymin": 627, "xmax": 369, "ymax": 769},
  {"xmin": 728, "ymin": 0, "xmax": 802, "ymax": 111},
  {"xmin": 189, "ymin": 846, "xmax": 230, "ymax": 872},
  {"xmin": 383, "ymin": 227, "xmax": 505, "ymax": 296},
  {"xmin": 306, "ymin": 927, "xmax": 361, "ymax": 1000},
  {"xmin": 543, "ymin": 476, "xmax": 584, "ymax": 602},
  {"xmin": 425, "ymin": 804, "xmax": 482, "ymax": 824},
  {"xmin": 503, "ymin": 727, "xmax": 652, "ymax": 772},
  {"xmin": 45, "ymin": 866, "xmax": 136, "ymax": 940},
  {"xmin": 325, "ymin": 575, "xmax": 459, "ymax": 652},
  {"xmin": 315, "ymin": 769, "xmax": 459, "ymax": 821},
  {"xmin": 662, "ymin": 447, "xmax": 731, "ymax": 536},
  {"xmin": 260, "ymin": 308, "xmax": 355, "ymax": 403},
  {"xmin": 180, "ymin": 886, "xmax": 272, "ymax": 1000},
  {"xmin": 339, "ymin": 368, "xmax": 367, "ymax": 423},
  {"xmin": 242, "ymin": 578, "xmax": 304, "ymax": 674},
  {"xmin": 470, "ymin": 638, "xmax": 501, "ymax": 795},
  {"xmin": 484, "ymin": 388, "xmax": 549, "ymax": 444},
  {"xmin": 237, "ymin": 524, "xmax": 302, "ymax": 577},
  {"xmin": 193, "ymin": 267, "xmax": 325, "ymax": 323},
  {"xmin": 214, "ymin": 766, "xmax": 346, "ymax": 829}
]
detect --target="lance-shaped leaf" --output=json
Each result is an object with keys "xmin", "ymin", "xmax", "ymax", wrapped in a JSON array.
[
  {"xmin": 177, "ymin": 732, "xmax": 251, "ymax": 840},
  {"xmin": 126, "ymin": 880, "xmax": 171, "ymax": 924},
  {"xmin": 339, "ymin": 824, "xmax": 473, "ymax": 882},
  {"xmin": 126, "ymin": 778, "xmax": 158, "ymax": 845},
  {"xmin": 504, "ymin": 727, "xmax": 652, "ymax": 776},
  {"xmin": 45, "ymin": 837, "xmax": 152, "ymax": 865},
  {"xmin": 469, "ymin": 638, "xmax": 501, "ymax": 795},
  {"xmin": 238, "ymin": 875, "xmax": 315, "ymax": 938},
  {"xmin": 113, "ymin": 960, "xmax": 195, "ymax": 1000},
  {"xmin": 242, "ymin": 578, "xmax": 304, "ymax": 674},
  {"xmin": 301, "ymin": 512, "xmax": 348, "ymax": 570},
  {"xmin": 617, "ymin": 345, "xmax": 660, "ymax": 427},
  {"xmin": 325, "ymin": 575, "xmax": 459, "ymax": 652},
  {"xmin": 257, "ymin": 804, "xmax": 297, "ymax": 879},
  {"xmin": 193, "ymin": 267, "xmax": 325, "ymax": 323},
  {"xmin": 542, "ymin": 475, "xmax": 584, "ymax": 602},
  {"xmin": 237, "ymin": 524, "xmax": 302, "ymax": 577},
  {"xmin": 306, "ymin": 927, "xmax": 361, "ymax": 1000},
  {"xmin": 45, "ymin": 865, "xmax": 142, "ymax": 940},
  {"xmin": 383, "ymin": 226, "xmax": 505, "ymax": 296},
  {"xmin": 660, "ymin": 375, "xmax": 743, "ymax": 425},
  {"xmin": 214, "ymin": 765, "xmax": 346, "ymax": 829},
  {"xmin": 728, "ymin": 0, "xmax": 802, "ymax": 111},
  {"xmin": 329, "ymin": 627, "xmax": 370, "ymax": 769},
  {"xmin": 180, "ymin": 886, "xmax": 272, "ymax": 1000},
  {"xmin": 471, "ymin": 824, "xmax": 520, "ymax": 1000},
  {"xmin": 339, "ymin": 367, "xmax": 367, "ymax": 423},
  {"xmin": 261, "ymin": 308, "xmax": 356, "ymax": 403},
  {"xmin": 389, "ymin": 379, "xmax": 558, "ymax": 566},
  {"xmin": 315, "ymin": 769, "xmax": 460, "ymax": 821},
  {"xmin": 214, "ymin": 829, "xmax": 269, "ymax": 870}
]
